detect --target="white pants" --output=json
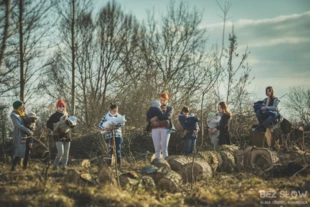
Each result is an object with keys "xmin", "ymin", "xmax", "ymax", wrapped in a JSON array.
[{"xmin": 152, "ymin": 128, "xmax": 171, "ymax": 158}]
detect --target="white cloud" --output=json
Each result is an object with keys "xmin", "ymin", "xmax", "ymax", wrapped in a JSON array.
[{"xmin": 236, "ymin": 11, "xmax": 310, "ymax": 26}]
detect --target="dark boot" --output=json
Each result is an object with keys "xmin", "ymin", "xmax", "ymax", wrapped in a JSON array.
[{"xmin": 117, "ymin": 157, "xmax": 121, "ymax": 167}]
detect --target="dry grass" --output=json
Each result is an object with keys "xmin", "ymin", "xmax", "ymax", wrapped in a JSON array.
[{"xmin": 0, "ymin": 159, "xmax": 310, "ymax": 207}]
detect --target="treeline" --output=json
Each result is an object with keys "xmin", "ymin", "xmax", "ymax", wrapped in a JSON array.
[{"xmin": 0, "ymin": 0, "xmax": 308, "ymax": 144}]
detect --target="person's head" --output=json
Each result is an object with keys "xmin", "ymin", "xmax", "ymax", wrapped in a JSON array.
[
  {"xmin": 218, "ymin": 102, "xmax": 231, "ymax": 116},
  {"xmin": 208, "ymin": 112, "xmax": 216, "ymax": 119},
  {"xmin": 13, "ymin": 100, "xmax": 24, "ymax": 110},
  {"xmin": 265, "ymin": 86, "xmax": 274, "ymax": 98},
  {"xmin": 181, "ymin": 106, "xmax": 189, "ymax": 116},
  {"xmin": 56, "ymin": 99, "xmax": 66, "ymax": 113},
  {"xmin": 109, "ymin": 103, "xmax": 118, "ymax": 115},
  {"xmin": 159, "ymin": 92, "xmax": 169, "ymax": 105},
  {"xmin": 28, "ymin": 112, "xmax": 38, "ymax": 123},
  {"xmin": 152, "ymin": 100, "xmax": 161, "ymax": 108}
]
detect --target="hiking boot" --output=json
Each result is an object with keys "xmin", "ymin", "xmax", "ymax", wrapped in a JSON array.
[
  {"xmin": 52, "ymin": 166, "xmax": 57, "ymax": 171},
  {"xmin": 10, "ymin": 166, "xmax": 15, "ymax": 171},
  {"xmin": 23, "ymin": 166, "xmax": 27, "ymax": 170}
]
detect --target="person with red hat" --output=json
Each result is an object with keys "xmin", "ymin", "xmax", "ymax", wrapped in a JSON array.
[
  {"xmin": 46, "ymin": 99, "xmax": 71, "ymax": 171},
  {"xmin": 147, "ymin": 92, "xmax": 175, "ymax": 158}
]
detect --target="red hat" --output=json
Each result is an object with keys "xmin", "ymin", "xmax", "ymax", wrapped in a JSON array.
[
  {"xmin": 160, "ymin": 92, "xmax": 169, "ymax": 100},
  {"xmin": 56, "ymin": 99, "xmax": 66, "ymax": 108}
]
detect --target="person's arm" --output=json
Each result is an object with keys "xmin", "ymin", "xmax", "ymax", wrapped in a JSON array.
[
  {"xmin": 216, "ymin": 114, "xmax": 230, "ymax": 131},
  {"xmin": 158, "ymin": 106, "xmax": 173, "ymax": 120},
  {"xmin": 98, "ymin": 115, "xmax": 108, "ymax": 130},
  {"xmin": 178, "ymin": 114, "xmax": 186, "ymax": 129},
  {"xmin": 11, "ymin": 114, "xmax": 31, "ymax": 134},
  {"xmin": 46, "ymin": 114, "xmax": 56, "ymax": 131},
  {"xmin": 146, "ymin": 107, "xmax": 152, "ymax": 122},
  {"xmin": 265, "ymin": 97, "xmax": 279, "ymax": 111}
]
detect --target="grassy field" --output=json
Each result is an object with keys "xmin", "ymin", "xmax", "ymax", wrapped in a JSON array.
[{"xmin": 0, "ymin": 157, "xmax": 309, "ymax": 207}]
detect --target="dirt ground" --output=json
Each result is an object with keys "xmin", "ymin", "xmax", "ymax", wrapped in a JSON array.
[{"xmin": 0, "ymin": 157, "xmax": 309, "ymax": 207}]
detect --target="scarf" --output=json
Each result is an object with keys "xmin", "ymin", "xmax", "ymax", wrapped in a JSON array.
[{"xmin": 14, "ymin": 108, "xmax": 25, "ymax": 117}]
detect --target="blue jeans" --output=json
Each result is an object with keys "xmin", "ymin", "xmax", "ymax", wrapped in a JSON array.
[
  {"xmin": 184, "ymin": 133, "xmax": 197, "ymax": 155},
  {"xmin": 255, "ymin": 110, "xmax": 265, "ymax": 124},
  {"xmin": 106, "ymin": 137, "xmax": 123, "ymax": 163},
  {"xmin": 53, "ymin": 141, "xmax": 71, "ymax": 169}
]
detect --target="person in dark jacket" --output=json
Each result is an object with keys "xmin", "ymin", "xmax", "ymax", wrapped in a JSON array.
[
  {"xmin": 10, "ymin": 100, "xmax": 34, "ymax": 171},
  {"xmin": 46, "ymin": 99, "xmax": 71, "ymax": 171},
  {"xmin": 253, "ymin": 86, "xmax": 280, "ymax": 132},
  {"xmin": 22, "ymin": 111, "xmax": 38, "ymax": 169},
  {"xmin": 209, "ymin": 102, "xmax": 232, "ymax": 146},
  {"xmin": 147, "ymin": 93, "xmax": 175, "ymax": 158},
  {"xmin": 178, "ymin": 106, "xmax": 199, "ymax": 155},
  {"xmin": 146, "ymin": 100, "xmax": 164, "ymax": 120}
]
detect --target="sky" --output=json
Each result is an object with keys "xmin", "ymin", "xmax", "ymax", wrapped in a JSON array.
[{"xmin": 96, "ymin": 0, "xmax": 310, "ymax": 102}]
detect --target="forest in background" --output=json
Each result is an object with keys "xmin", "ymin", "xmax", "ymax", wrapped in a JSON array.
[
  {"xmin": 1, "ymin": 1, "xmax": 310, "ymax": 207},
  {"xmin": 0, "ymin": 0, "xmax": 309, "ymax": 153}
]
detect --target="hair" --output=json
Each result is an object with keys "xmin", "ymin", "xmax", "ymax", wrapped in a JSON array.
[
  {"xmin": 160, "ymin": 92, "xmax": 169, "ymax": 100},
  {"xmin": 265, "ymin": 86, "xmax": 275, "ymax": 98},
  {"xmin": 56, "ymin": 99, "xmax": 67, "ymax": 114},
  {"xmin": 110, "ymin": 103, "xmax": 118, "ymax": 110},
  {"xmin": 218, "ymin": 102, "xmax": 232, "ymax": 117},
  {"xmin": 180, "ymin": 106, "xmax": 189, "ymax": 114}
]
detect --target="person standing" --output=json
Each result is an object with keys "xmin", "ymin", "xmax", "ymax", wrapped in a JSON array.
[
  {"xmin": 148, "ymin": 92, "xmax": 175, "ymax": 158},
  {"xmin": 10, "ymin": 100, "xmax": 34, "ymax": 171},
  {"xmin": 98, "ymin": 104, "xmax": 125, "ymax": 167},
  {"xmin": 46, "ymin": 99, "xmax": 71, "ymax": 171},
  {"xmin": 209, "ymin": 102, "xmax": 232, "ymax": 146},
  {"xmin": 178, "ymin": 106, "xmax": 199, "ymax": 155}
]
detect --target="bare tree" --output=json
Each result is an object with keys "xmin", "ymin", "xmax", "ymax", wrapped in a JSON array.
[
  {"xmin": 39, "ymin": 0, "xmax": 92, "ymax": 112},
  {"xmin": 0, "ymin": 0, "xmax": 10, "ymax": 70},
  {"xmin": 71, "ymin": 0, "xmax": 76, "ymax": 115},
  {"xmin": 285, "ymin": 87, "xmax": 310, "ymax": 125},
  {"xmin": 140, "ymin": 1, "xmax": 210, "ymax": 105},
  {"xmin": 213, "ymin": 1, "xmax": 254, "ymax": 113},
  {"xmin": 3, "ymin": 0, "xmax": 55, "ymax": 103},
  {"xmin": 18, "ymin": 0, "xmax": 25, "ymax": 101}
]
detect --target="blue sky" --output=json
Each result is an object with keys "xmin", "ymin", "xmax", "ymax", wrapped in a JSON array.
[{"xmin": 96, "ymin": 0, "xmax": 310, "ymax": 102}]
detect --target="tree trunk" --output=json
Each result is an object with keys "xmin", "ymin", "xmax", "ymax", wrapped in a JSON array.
[
  {"xmin": 155, "ymin": 167, "xmax": 182, "ymax": 193},
  {"xmin": 71, "ymin": 0, "xmax": 76, "ymax": 115},
  {"xmin": 236, "ymin": 146, "xmax": 279, "ymax": 171},
  {"xmin": 177, "ymin": 160, "xmax": 212, "ymax": 184},
  {"xmin": 218, "ymin": 151, "xmax": 235, "ymax": 173},
  {"xmin": 166, "ymin": 156, "xmax": 193, "ymax": 172},
  {"xmin": 151, "ymin": 158, "xmax": 171, "ymax": 170},
  {"xmin": 19, "ymin": 0, "xmax": 25, "ymax": 102},
  {"xmin": 0, "ymin": 0, "xmax": 10, "ymax": 70},
  {"xmin": 191, "ymin": 151, "xmax": 222, "ymax": 171},
  {"xmin": 249, "ymin": 148, "xmax": 279, "ymax": 171},
  {"xmin": 249, "ymin": 127, "xmax": 273, "ymax": 148}
]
